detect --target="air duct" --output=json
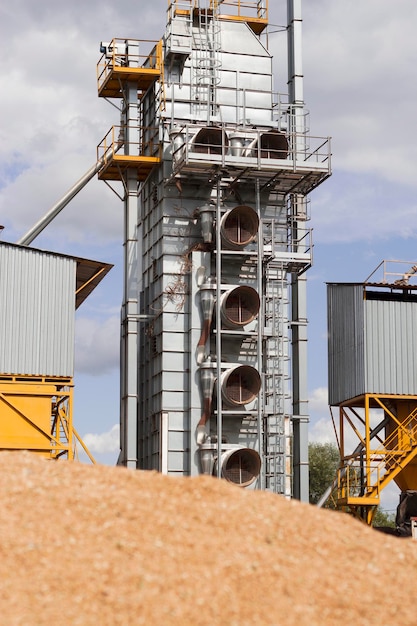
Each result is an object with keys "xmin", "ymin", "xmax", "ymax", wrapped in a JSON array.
[
  {"xmin": 220, "ymin": 285, "xmax": 260, "ymax": 329},
  {"xmin": 259, "ymin": 130, "xmax": 288, "ymax": 159},
  {"xmin": 246, "ymin": 130, "xmax": 289, "ymax": 160},
  {"xmin": 198, "ymin": 203, "xmax": 216, "ymax": 243},
  {"xmin": 220, "ymin": 205, "xmax": 259, "ymax": 250},
  {"xmin": 191, "ymin": 126, "xmax": 227, "ymax": 155},
  {"xmin": 196, "ymin": 284, "xmax": 215, "ymax": 365},
  {"xmin": 169, "ymin": 127, "xmax": 185, "ymax": 163},
  {"xmin": 221, "ymin": 365, "xmax": 261, "ymax": 407},
  {"xmin": 199, "ymin": 443, "xmax": 216, "ymax": 476},
  {"xmin": 215, "ymin": 446, "xmax": 261, "ymax": 487}
]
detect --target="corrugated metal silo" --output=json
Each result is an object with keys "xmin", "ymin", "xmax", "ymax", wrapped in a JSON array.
[
  {"xmin": 0, "ymin": 241, "xmax": 112, "ymax": 459},
  {"xmin": 327, "ymin": 277, "xmax": 417, "ymax": 524}
]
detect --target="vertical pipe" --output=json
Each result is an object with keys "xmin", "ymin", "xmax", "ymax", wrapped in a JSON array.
[
  {"xmin": 119, "ymin": 78, "xmax": 140, "ymax": 468},
  {"xmin": 365, "ymin": 394, "xmax": 371, "ymax": 492},
  {"xmin": 160, "ymin": 411, "xmax": 169, "ymax": 474},
  {"xmin": 216, "ymin": 177, "xmax": 223, "ymax": 477},
  {"xmin": 287, "ymin": 0, "xmax": 309, "ymax": 501},
  {"xmin": 256, "ymin": 178, "xmax": 264, "ymax": 489}
]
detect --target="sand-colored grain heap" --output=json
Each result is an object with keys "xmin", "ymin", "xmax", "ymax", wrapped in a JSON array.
[{"xmin": 0, "ymin": 451, "xmax": 416, "ymax": 625}]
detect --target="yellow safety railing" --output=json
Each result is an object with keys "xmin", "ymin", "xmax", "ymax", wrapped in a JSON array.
[
  {"xmin": 337, "ymin": 405, "xmax": 417, "ymax": 503},
  {"xmin": 97, "ymin": 125, "xmax": 160, "ymax": 163},
  {"xmin": 168, "ymin": 1, "xmax": 268, "ymax": 20},
  {"xmin": 97, "ymin": 38, "xmax": 162, "ymax": 94}
]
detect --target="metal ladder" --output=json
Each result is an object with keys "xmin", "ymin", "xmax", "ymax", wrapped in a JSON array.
[
  {"xmin": 191, "ymin": 5, "xmax": 221, "ymax": 121},
  {"xmin": 262, "ymin": 246, "xmax": 291, "ymax": 494}
]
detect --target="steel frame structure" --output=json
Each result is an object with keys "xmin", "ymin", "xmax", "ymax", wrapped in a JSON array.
[
  {"xmin": 333, "ymin": 394, "xmax": 417, "ymax": 525},
  {"xmin": 97, "ymin": 0, "xmax": 331, "ymax": 498},
  {"xmin": 0, "ymin": 376, "xmax": 75, "ymax": 459}
]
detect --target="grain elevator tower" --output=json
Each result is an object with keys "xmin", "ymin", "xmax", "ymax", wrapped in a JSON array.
[{"xmin": 97, "ymin": 1, "xmax": 331, "ymax": 498}]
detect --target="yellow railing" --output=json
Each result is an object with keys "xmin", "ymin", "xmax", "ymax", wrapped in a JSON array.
[
  {"xmin": 215, "ymin": 1, "xmax": 268, "ymax": 20},
  {"xmin": 168, "ymin": 1, "xmax": 268, "ymax": 20},
  {"xmin": 337, "ymin": 406, "xmax": 417, "ymax": 502},
  {"xmin": 97, "ymin": 38, "xmax": 162, "ymax": 93},
  {"xmin": 97, "ymin": 125, "xmax": 160, "ymax": 163}
]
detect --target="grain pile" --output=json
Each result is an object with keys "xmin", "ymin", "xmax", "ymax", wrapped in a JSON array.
[{"xmin": 1, "ymin": 451, "xmax": 416, "ymax": 625}]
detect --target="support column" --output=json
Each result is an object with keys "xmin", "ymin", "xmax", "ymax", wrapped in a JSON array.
[
  {"xmin": 119, "ymin": 78, "xmax": 140, "ymax": 468},
  {"xmin": 288, "ymin": 0, "xmax": 309, "ymax": 501}
]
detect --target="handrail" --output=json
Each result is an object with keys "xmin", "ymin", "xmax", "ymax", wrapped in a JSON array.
[
  {"xmin": 97, "ymin": 38, "xmax": 161, "ymax": 92},
  {"xmin": 97, "ymin": 125, "xmax": 160, "ymax": 162},
  {"xmin": 337, "ymin": 406, "xmax": 417, "ymax": 501},
  {"xmin": 214, "ymin": 0, "xmax": 268, "ymax": 21},
  {"xmin": 170, "ymin": 123, "xmax": 331, "ymax": 166}
]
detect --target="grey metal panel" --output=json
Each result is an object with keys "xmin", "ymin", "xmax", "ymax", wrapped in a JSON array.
[
  {"xmin": 162, "ymin": 371, "xmax": 188, "ymax": 391},
  {"xmin": 328, "ymin": 284, "xmax": 417, "ymax": 403},
  {"xmin": 167, "ymin": 411, "xmax": 190, "ymax": 431},
  {"xmin": 168, "ymin": 430, "xmax": 189, "ymax": 450},
  {"xmin": 0, "ymin": 243, "xmax": 75, "ymax": 377},
  {"xmin": 162, "ymin": 351, "xmax": 188, "ymax": 371},
  {"xmin": 327, "ymin": 284, "xmax": 365, "ymax": 405},
  {"xmin": 163, "ymin": 331, "xmax": 189, "ymax": 352},
  {"xmin": 219, "ymin": 21, "xmax": 270, "ymax": 57},
  {"xmin": 168, "ymin": 450, "xmax": 189, "ymax": 472},
  {"xmin": 364, "ymin": 299, "xmax": 417, "ymax": 395}
]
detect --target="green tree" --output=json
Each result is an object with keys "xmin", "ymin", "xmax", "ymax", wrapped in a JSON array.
[
  {"xmin": 372, "ymin": 507, "xmax": 396, "ymax": 528},
  {"xmin": 308, "ymin": 442, "xmax": 340, "ymax": 506}
]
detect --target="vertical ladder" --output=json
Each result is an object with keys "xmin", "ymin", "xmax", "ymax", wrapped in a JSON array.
[
  {"xmin": 192, "ymin": 5, "xmax": 221, "ymax": 121},
  {"xmin": 262, "ymin": 232, "xmax": 291, "ymax": 494}
]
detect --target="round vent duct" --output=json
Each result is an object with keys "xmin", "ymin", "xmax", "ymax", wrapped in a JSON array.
[
  {"xmin": 220, "ymin": 205, "xmax": 259, "ymax": 250},
  {"xmin": 260, "ymin": 131, "xmax": 288, "ymax": 159},
  {"xmin": 221, "ymin": 365, "xmax": 261, "ymax": 407},
  {"xmin": 192, "ymin": 126, "xmax": 228, "ymax": 155},
  {"xmin": 216, "ymin": 447, "xmax": 261, "ymax": 488},
  {"xmin": 220, "ymin": 286, "xmax": 260, "ymax": 329}
]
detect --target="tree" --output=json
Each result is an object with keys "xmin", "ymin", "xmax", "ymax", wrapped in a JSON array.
[
  {"xmin": 372, "ymin": 507, "xmax": 396, "ymax": 528},
  {"xmin": 308, "ymin": 441, "xmax": 340, "ymax": 506}
]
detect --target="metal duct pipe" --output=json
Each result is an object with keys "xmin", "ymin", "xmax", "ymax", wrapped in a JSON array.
[
  {"xmin": 221, "ymin": 365, "xmax": 261, "ymax": 407},
  {"xmin": 220, "ymin": 205, "xmax": 259, "ymax": 250},
  {"xmin": 259, "ymin": 131, "xmax": 288, "ymax": 159},
  {"xmin": 220, "ymin": 285, "xmax": 260, "ymax": 329},
  {"xmin": 215, "ymin": 447, "xmax": 261, "ymax": 487},
  {"xmin": 16, "ymin": 157, "xmax": 106, "ymax": 246},
  {"xmin": 196, "ymin": 365, "xmax": 216, "ymax": 444},
  {"xmin": 199, "ymin": 444, "xmax": 216, "ymax": 476},
  {"xmin": 196, "ymin": 285, "xmax": 215, "ymax": 365},
  {"xmin": 169, "ymin": 127, "xmax": 185, "ymax": 164},
  {"xmin": 191, "ymin": 126, "xmax": 228, "ymax": 155},
  {"xmin": 198, "ymin": 203, "xmax": 216, "ymax": 243}
]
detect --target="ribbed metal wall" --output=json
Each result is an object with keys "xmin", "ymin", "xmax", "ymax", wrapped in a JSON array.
[
  {"xmin": 328, "ymin": 283, "xmax": 417, "ymax": 405},
  {"xmin": 365, "ymin": 299, "xmax": 417, "ymax": 395},
  {"xmin": 0, "ymin": 243, "xmax": 75, "ymax": 377},
  {"xmin": 327, "ymin": 284, "xmax": 365, "ymax": 405}
]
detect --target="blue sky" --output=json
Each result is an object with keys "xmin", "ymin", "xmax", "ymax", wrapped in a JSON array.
[{"xmin": 1, "ymin": 1, "xmax": 417, "ymax": 510}]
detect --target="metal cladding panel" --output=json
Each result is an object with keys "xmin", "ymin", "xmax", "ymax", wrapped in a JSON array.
[
  {"xmin": 0, "ymin": 244, "xmax": 75, "ymax": 376},
  {"xmin": 220, "ymin": 21, "xmax": 270, "ymax": 57},
  {"xmin": 364, "ymin": 299, "xmax": 417, "ymax": 395},
  {"xmin": 327, "ymin": 284, "xmax": 365, "ymax": 405}
]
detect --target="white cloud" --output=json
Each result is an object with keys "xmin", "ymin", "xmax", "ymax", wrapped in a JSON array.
[
  {"xmin": 309, "ymin": 417, "xmax": 336, "ymax": 445},
  {"xmin": 309, "ymin": 386, "xmax": 328, "ymax": 413},
  {"xmin": 308, "ymin": 387, "xmax": 337, "ymax": 443},
  {"xmin": 301, "ymin": 0, "xmax": 417, "ymax": 186},
  {"xmin": 311, "ymin": 174, "xmax": 417, "ymax": 244},
  {"xmin": 83, "ymin": 424, "xmax": 120, "ymax": 454},
  {"xmin": 75, "ymin": 315, "xmax": 119, "ymax": 375}
]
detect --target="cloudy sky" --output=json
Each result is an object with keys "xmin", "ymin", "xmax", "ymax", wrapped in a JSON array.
[{"xmin": 1, "ymin": 0, "xmax": 416, "ymax": 510}]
